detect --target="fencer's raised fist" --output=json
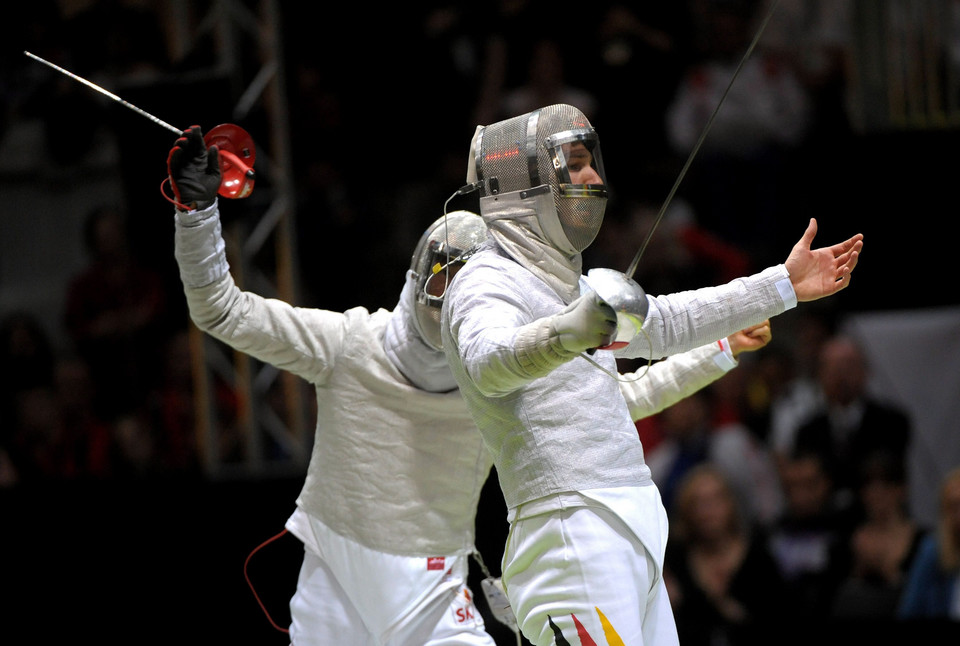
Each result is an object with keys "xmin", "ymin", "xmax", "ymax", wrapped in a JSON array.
[
  {"xmin": 167, "ymin": 125, "xmax": 221, "ymax": 211},
  {"xmin": 785, "ymin": 218, "xmax": 864, "ymax": 302},
  {"xmin": 551, "ymin": 292, "xmax": 618, "ymax": 354}
]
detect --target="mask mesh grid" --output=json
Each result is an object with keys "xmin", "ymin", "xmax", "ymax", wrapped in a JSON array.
[
  {"xmin": 478, "ymin": 104, "xmax": 606, "ymax": 253},
  {"xmin": 477, "ymin": 114, "xmax": 532, "ymax": 195},
  {"xmin": 536, "ymin": 105, "xmax": 606, "ymax": 252}
]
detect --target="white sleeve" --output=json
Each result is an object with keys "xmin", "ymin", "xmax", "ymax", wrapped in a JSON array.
[
  {"xmin": 618, "ymin": 265, "xmax": 796, "ymax": 361},
  {"xmin": 619, "ymin": 341, "xmax": 736, "ymax": 421},
  {"xmin": 174, "ymin": 203, "xmax": 345, "ymax": 384},
  {"xmin": 173, "ymin": 201, "xmax": 229, "ymax": 288},
  {"xmin": 444, "ymin": 264, "xmax": 574, "ymax": 397}
]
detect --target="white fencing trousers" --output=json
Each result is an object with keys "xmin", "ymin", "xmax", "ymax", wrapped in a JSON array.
[
  {"xmin": 501, "ymin": 486, "xmax": 680, "ymax": 646},
  {"xmin": 288, "ymin": 545, "xmax": 494, "ymax": 646}
]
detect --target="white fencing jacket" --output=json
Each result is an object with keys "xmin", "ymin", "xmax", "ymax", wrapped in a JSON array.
[
  {"xmin": 174, "ymin": 206, "xmax": 759, "ymax": 554},
  {"xmin": 442, "ymin": 243, "xmax": 795, "ymax": 511}
]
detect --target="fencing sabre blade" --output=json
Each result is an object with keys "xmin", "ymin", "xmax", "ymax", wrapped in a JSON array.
[
  {"xmin": 23, "ymin": 50, "xmax": 256, "ymax": 199},
  {"xmin": 624, "ymin": 0, "xmax": 782, "ymax": 279},
  {"xmin": 584, "ymin": 0, "xmax": 782, "ymax": 344},
  {"xmin": 24, "ymin": 50, "xmax": 183, "ymax": 135}
]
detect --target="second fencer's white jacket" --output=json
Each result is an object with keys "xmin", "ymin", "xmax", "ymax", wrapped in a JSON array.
[
  {"xmin": 174, "ymin": 204, "xmax": 749, "ymax": 555},
  {"xmin": 442, "ymin": 244, "xmax": 796, "ymax": 511},
  {"xmin": 173, "ymin": 203, "xmax": 488, "ymax": 556}
]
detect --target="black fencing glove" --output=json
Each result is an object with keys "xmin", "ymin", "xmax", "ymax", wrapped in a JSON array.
[{"xmin": 167, "ymin": 125, "xmax": 220, "ymax": 211}]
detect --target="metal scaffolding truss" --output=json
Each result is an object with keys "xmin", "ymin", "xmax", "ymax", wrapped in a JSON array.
[{"xmin": 170, "ymin": 0, "xmax": 311, "ymax": 479}]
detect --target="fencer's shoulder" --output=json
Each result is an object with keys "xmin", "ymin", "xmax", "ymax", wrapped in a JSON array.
[
  {"xmin": 458, "ymin": 245, "xmax": 521, "ymax": 278},
  {"xmin": 302, "ymin": 304, "xmax": 378, "ymax": 342},
  {"xmin": 343, "ymin": 305, "xmax": 388, "ymax": 328},
  {"xmin": 453, "ymin": 247, "xmax": 528, "ymax": 294}
]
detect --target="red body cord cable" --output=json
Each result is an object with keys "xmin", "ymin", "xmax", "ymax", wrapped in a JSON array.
[{"xmin": 244, "ymin": 528, "xmax": 291, "ymax": 634}]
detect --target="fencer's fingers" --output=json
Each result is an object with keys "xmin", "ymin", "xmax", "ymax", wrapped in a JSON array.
[
  {"xmin": 798, "ymin": 218, "xmax": 818, "ymax": 249},
  {"xmin": 836, "ymin": 247, "xmax": 861, "ymax": 279},
  {"xmin": 168, "ymin": 144, "xmax": 184, "ymax": 170},
  {"xmin": 206, "ymin": 145, "xmax": 220, "ymax": 174},
  {"xmin": 831, "ymin": 233, "xmax": 864, "ymax": 258},
  {"xmin": 831, "ymin": 263, "xmax": 855, "ymax": 292},
  {"xmin": 753, "ymin": 323, "xmax": 772, "ymax": 343},
  {"xmin": 183, "ymin": 125, "xmax": 205, "ymax": 152},
  {"xmin": 743, "ymin": 319, "xmax": 770, "ymax": 336}
]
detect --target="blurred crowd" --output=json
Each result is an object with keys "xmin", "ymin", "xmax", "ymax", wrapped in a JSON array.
[{"xmin": 2, "ymin": 0, "xmax": 959, "ymax": 640}]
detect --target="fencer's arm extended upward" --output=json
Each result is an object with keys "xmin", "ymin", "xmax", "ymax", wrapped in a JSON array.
[{"xmin": 169, "ymin": 126, "xmax": 344, "ymax": 384}]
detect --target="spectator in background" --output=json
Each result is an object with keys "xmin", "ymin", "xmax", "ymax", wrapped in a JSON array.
[
  {"xmin": 645, "ymin": 389, "xmax": 716, "ymax": 514},
  {"xmin": 664, "ymin": 0, "xmax": 812, "ymax": 268},
  {"xmin": 469, "ymin": 0, "xmax": 551, "ymax": 128},
  {"xmin": 144, "ymin": 329, "xmax": 206, "ymax": 476},
  {"xmin": 586, "ymin": 197, "xmax": 753, "ymax": 299},
  {"xmin": 0, "ymin": 311, "xmax": 56, "ymax": 485},
  {"xmin": 0, "ymin": 445, "xmax": 16, "ymax": 487},
  {"xmin": 63, "ymin": 204, "xmax": 169, "ymax": 421},
  {"xmin": 49, "ymin": 354, "xmax": 113, "ymax": 478},
  {"xmin": 762, "ymin": 308, "xmax": 835, "ymax": 459},
  {"xmin": 499, "ymin": 37, "xmax": 599, "ymax": 122},
  {"xmin": 898, "ymin": 466, "xmax": 960, "ymax": 621},
  {"xmin": 664, "ymin": 464, "xmax": 787, "ymax": 645},
  {"xmin": 768, "ymin": 448, "xmax": 852, "ymax": 622},
  {"xmin": 645, "ymin": 383, "xmax": 781, "ymax": 527},
  {"xmin": 7, "ymin": 384, "xmax": 72, "ymax": 482},
  {"xmin": 590, "ymin": 3, "xmax": 697, "ymax": 177},
  {"xmin": 832, "ymin": 452, "xmax": 923, "ymax": 619},
  {"xmin": 4, "ymin": 355, "xmax": 115, "ymax": 484},
  {"xmin": 707, "ymin": 357, "xmax": 786, "ymax": 529},
  {"xmin": 791, "ymin": 334, "xmax": 912, "ymax": 505},
  {"xmin": 107, "ymin": 408, "xmax": 163, "ymax": 480},
  {"xmin": 0, "ymin": 310, "xmax": 55, "ymax": 432}
]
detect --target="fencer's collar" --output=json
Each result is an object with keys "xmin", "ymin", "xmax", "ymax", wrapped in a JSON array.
[
  {"xmin": 480, "ymin": 191, "xmax": 581, "ymax": 304},
  {"xmin": 383, "ymin": 277, "xmax": 459, "ymax": 393}
]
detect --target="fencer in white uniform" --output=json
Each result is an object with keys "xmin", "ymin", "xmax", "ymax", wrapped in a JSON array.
[
  {"xmin": 167, "ymin": 126, "xmax": 494, "ymax": 645},
  {"xmin": 166, "ymin": 124, "xmax": 796, "ymax": 645},
  {"xmin": 441, "ymin": 104, "xmax": 863, "ymax": 645}
]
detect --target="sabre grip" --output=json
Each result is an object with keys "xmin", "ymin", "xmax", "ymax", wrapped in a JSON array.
[{"xmin": 167, "ymin": 125, "xmax": 221, "ymax": 211}]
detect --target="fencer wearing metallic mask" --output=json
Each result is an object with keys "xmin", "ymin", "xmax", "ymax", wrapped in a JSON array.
[
  {"xmin": 441, "ymin": 103, "xmax": 863, "ymax": 646},
  {"xmin": 167, "ymin": 121, "xmax": 785, "ymax": 645}
]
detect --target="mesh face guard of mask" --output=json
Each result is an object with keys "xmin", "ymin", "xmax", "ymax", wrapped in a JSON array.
[
  {"xmin": 409, "ymin": 210, "xmax": 488, "ymax": 351},
  {"xmin": 469, "ymin": 104, "xmax": 608, "ymax": 252}
]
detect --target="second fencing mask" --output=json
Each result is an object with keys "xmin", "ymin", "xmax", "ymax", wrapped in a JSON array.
[
  {"xmin": 467, "ymin": 104, "xmax": 608, "ymax": 255},
  {"xmin": 408, "ymin": 210, "xmax": 488, "ymax": 351}
]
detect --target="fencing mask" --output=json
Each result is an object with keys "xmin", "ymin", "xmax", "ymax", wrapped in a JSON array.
[
  {"xmin": 407, "ymin": 210, "xmax": 488, "ymax": 351},
  {"xmin": 466, "ymin": 103, "xmax": 608, "ymax": 255}
]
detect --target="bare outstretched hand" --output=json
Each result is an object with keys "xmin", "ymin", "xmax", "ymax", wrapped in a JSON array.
[{"xmin": 784, "ymin": 218, "xmax": 864, "ymax": 302}]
